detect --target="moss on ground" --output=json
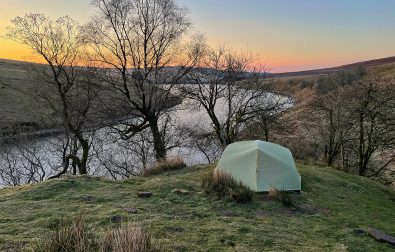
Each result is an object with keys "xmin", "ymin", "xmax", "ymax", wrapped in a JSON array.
[{"xmin": 0, "ymin": 164, "xmax": 394, "ymax": 251}]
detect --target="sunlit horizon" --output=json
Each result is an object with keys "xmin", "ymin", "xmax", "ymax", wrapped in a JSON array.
[{"xmin": 1, "ymin": 0, "xmax": 395, "ymax": 72}]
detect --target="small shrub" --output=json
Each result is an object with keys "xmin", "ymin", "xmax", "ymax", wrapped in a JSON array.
[
  {"xmin": 268, "ymin": 187, "xmax": 293, "ymax": 207},
  {"xmin": 229, "ymin": 185, "xmax": 253, "ymax": 203},
  {"xmin": 202, "ymin": 170, "xmax": 234, "ymax": 197},
  {"xmin": 144, "ymin": 157, "xmax": 186, "ymax": 176},
  {"xmin": 101, "ymin": 223, "xmax": 153, "ymax": 252},
  {"xmin": 33, "ymin": 215, "xmax": 98, "ymax": 252},
  {"xmin": 202, "ymin": 170, "xmax": 253, "ymax": 203}
]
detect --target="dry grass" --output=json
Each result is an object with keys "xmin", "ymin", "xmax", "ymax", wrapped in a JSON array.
[
  {"xmin": 144, "ymin": 157, "xmax": 186, "ymax": 176},
  {"xmin": 32, "ymin": 214, "xmax": 98, "ymax": 252},
  {"xmin": 33, "ymin": 216, "xmax": 155, "ymax": 252},
  {"xmin": 202, "ymin": 170, "xmax": 253, "ymax": 203},
  {"xmin": 101, "ymin": 223, "xmax": 153, "ymax": 252},
  {"xmin": 268, "ymin": 187, "xmax": 294, "ymax": 207}
]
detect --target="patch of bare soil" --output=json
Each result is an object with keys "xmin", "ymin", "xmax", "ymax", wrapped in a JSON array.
[{"xmin": 295, "ymin": 203, "xmax": 331, "ymax": 216}]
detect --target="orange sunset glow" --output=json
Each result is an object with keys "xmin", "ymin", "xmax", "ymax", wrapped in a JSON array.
[{"xmin": 1, "ymin": 0, "xmax": 395, "ymax": 72}]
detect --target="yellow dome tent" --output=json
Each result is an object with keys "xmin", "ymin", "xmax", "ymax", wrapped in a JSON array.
[{"xmin": 216, "ymin": 140, "xmax": 301, "ymax": 192}]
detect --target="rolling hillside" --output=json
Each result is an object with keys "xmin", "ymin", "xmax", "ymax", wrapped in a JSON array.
[
  {"xmin": 272, "ymin": 56, "xmax": 395, "ymax": 78},
  {"xmin": 0, "ymin": 164, "xmax": 394, "ymax": 251},
  {"xmin": 0, "ymin": 59, "xmax": 45, "ymax": 133},
  {"xmin": 0, "ymin": 59, "xmax": 128, "ymax": 137},
  {"xmin": 1, "ymin": 56, "xmax": 395, "ymax": 136}
]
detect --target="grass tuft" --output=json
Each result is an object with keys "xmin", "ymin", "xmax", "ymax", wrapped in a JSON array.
[
  {"xmin": 32, "ymin": 214, "xmax": 98, "ymax": 252},
  {"xmin": 202, "ymin": 170, "xmax": 253, "ymax": 203},
  {"xmin": 268, "ymin": 187, "xmax": 294, "ymax": 207},
  {"xmin": 101, "ymin": 223, "xmax": 154, "ymax": 252},
  {"xmin": 144, "ymin": 157, "xmax": 186, "ymax": 176},
  {"xmin": 33, "ymin": 216, "xmax": 156, "ymax": 252}
]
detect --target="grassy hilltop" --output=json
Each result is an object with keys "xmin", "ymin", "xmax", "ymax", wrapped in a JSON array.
[{"xmin": 0, "ymin": 164, "xmax": 394, "ymax": 251}]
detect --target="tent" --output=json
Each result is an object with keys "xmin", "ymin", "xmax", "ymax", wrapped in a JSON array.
[{"xmin": 215, "ymin": 140, "xmax": 301, "ymax": 192}]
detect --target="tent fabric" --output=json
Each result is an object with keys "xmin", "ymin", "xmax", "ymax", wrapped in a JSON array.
[{"xmin": 216, "ymin": 140, "xmax": 301, "ymax": 192}]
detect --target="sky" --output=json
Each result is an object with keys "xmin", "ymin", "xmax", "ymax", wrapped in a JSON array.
[{"xmin": 1, "ymin": 0, "xmax": 395, "ymax": 72}]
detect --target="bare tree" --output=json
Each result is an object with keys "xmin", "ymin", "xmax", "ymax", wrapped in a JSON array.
[
  {"xmin": 92, "ymin": 129, "xmax": 155, "ymax": 179},
  {"xmin": 0, "ymin": 137, "xmax": 53, "ymax": 186},
  {"xmin": 245, "ymin": 102, "xmax": 296, "ymax": 143},
  {"xmin": 181, "ymin": 46, "xmax": 290, "ymax": 149},
  {"xmin": 306, "ymin": 73, "xmax": 395, "ymax": 177},
  {"xmin": 7, "ymin": 14, "xmax": 100, "ymax": 176},
  {"xmin": 344, "ymin": 78, "xmax": 395, "ymax": 176},
  {"xmin": 0, "ymin": 146, "xmax": 25, "ymax": 186},
  {"xmin": 307, "ymin": 87, "xmax": 350, "ymax": 167},
  {"xmin": 178, "ymin": 125, "xmax": 222, "ymax": 163},
  {"xmin": 85, "ymin": 0, "xmax": 203, "ymax": 161}
]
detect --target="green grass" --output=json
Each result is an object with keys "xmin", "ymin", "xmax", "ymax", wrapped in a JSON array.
[{"xmin": 0, "ymin": 164, "xmax": 395, "ymax": 251}]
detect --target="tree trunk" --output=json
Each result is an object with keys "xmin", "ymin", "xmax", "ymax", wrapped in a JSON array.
[
  {"xmin": 327, "ymin": 155, "xmax": 334, "ymax": 167},
  {"xmin": 264, "ymin": 127, "xmax": 269, "ymax": 142},
  {"xmin": 72, "ymin": 138, "xmax": 78, "ymax": 175},
  {"xmin": 149, "ymin": 118, "xmax": 167, "ymax": 161},
  {"xmin": 205, "ymin": 109, "xmax": 226, "ymax": 149},
  {"xmin": 358, "ymin": 112, "xmax": 365, "ymax": 176},
  {"xmin": 359, "ymin": 163, "xmax": 367, "ymax": 176},
  {"xmin": 72, "ymin": 161, "xmax": 77, "ymax": 175},
  {"xmin": 78, "ymin": 139, "xmax": 90, "ymax": 175}
]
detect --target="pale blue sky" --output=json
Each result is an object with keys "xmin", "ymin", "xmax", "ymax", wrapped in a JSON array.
[{"xmin": 1, "ymin": 0, "xmax": 395, "ymax": 72}]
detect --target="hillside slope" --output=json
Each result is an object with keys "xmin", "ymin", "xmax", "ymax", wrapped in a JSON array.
[
  {"xmin": 1, "ymin": 56, "xmax": 395, "ymax": 127},
  {"xmin": 272, "ymin": 62, "xmax": 395, "ymax": 131},
  {"xmin": 0, "ymin": 164, "xmax": 394, "ymax": 251},
  {"xmin": 0, "ymin": 59, "xmax": 44, "ymax": 129},
  {"xmin": 273, "ymin": 56, "xmax": 395, "ymax": 77}
]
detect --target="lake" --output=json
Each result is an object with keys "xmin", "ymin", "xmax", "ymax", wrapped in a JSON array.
[{"xmin": 0, "ymin": 85, "xmax": 293, "ymax": 186}]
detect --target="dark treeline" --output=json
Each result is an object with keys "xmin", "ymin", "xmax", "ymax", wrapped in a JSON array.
[{"xmin": 297, "ymin": 67, "xmax": 395, "ymax": 183}]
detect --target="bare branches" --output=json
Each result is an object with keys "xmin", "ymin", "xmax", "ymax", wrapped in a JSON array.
[
  {"xmin": 307, "ymin": 72, "xmax": 395, "ymax": 177},
  {"xmin": 7, "ymin": 14, "xmax": 83, "ymax": 68},
  {"xmin": 6, "ymin": 14, "xmax": 100, "ymax": 176},
  {"xmin": 85, "ymin": 0, "xmax": 200, "ymax": 160},
  {"xmin": 0, "ymin": 137, "xmax": 58, "ymax": 186},
  {"xmin": 180, "ymin": 46, "xmax": 283, "ymax": 148}
]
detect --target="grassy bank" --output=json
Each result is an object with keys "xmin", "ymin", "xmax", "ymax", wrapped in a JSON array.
[{"xmin": 1, "ymin": 164, "xmax": 395, "ymax": 251}]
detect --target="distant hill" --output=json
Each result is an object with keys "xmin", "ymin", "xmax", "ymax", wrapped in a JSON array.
[
  {"xmin": 272, "ymin": 56, "xmax": 395, "ymax": 78},
  {"xmin": 1, "ymin": 55, "xmax": 395, "ymax": 135},
  {"xmin": 0, "ymin": 58, "xmax": 131, "ymax": 137},
  {"xmin": 0, "ymin": 58, "xmax": 46, "ymax": 132},
  {"xmin": 3, "ymin": 55, "xmax": 395, "ymax": 82}
]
